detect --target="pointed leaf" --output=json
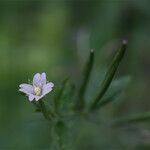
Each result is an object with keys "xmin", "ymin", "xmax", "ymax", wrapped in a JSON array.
[
  {"xmin": 97, "ymin": 76, "xmax": 130, "ymax": 108},
  {"xmin": 75, "ymin": 49, "xmax": 95, "ymax": 110},
  {"xmin": 90, "ymin": 40, "xmax": 127, "ymax": 110},
  {"xmin": 54, "ymin": 78, "xmax": 75, "ymax": 112}
]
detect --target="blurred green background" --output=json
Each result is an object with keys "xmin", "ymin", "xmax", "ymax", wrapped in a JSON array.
[{"xmin": 0, "ymin": 0, "xmax": 150, "ymax": 149}]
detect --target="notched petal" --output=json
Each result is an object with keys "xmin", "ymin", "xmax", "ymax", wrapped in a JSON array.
[{"xmin": 19, "ymin": 84, "xmax": 33, "ymax": 95}]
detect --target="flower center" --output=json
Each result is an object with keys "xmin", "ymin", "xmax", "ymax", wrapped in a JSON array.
[{"xmin": 34, "ymin": 86, "xmax": 42, "ymax": 96}]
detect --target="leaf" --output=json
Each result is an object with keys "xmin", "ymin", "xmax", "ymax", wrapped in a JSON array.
[
  {"xmin": 97, "ymin": 76, "xmax": 131, "ymax": 108},
  {"xmin": 62, "ymin": 82, "xmax": 75, "ymax": 106},
  {"xmin": 54, "ymin": 78, "xmax": 75, "ymax": 112},
  {"xmin": 54, "ymin": 78, "xmax": 69, "ymax": 110},
  {"xmin": 90, "ymin": 40, "xmax": 127, "ymax": 111},
  {"xmin": 75, "ymin": 49, "xmax": 95, "ymax": 111}
]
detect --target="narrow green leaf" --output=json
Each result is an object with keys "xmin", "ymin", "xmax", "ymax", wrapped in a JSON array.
[
  {"xmin": 75, "ymin": 49, "xmax": 95, "ymax": 111},
  {"xmin": 62, "ymin": 83, "xmax": 75, "ymax": 107},
  {"xmin": 54, "ymin": 78, "xmax": 69, "ymax": 111},
  {"xmin": 90, "ymin": 40, "xmax": 127, "ymax": 110},
  {"xmin": 97, "ymin": 76, "xmax": 130, "ymax": 108}
]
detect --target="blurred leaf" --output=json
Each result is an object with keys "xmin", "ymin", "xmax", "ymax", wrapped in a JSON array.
[
  {"xmin": 54, "ymin": 78, "xmax": 69, "ymax": 111},
  {"xmin": 97, "ymin": 76, "xmax": 131, "ymax": 108},
  {"xmin": 75, "ymin": 50, "xmax": 95, "ymax": 111},
  {"xmin": 90, "ymin": 40, "xmax": 127, "ymax": 110},
  {"xmin": 62, "ymin": 82, "xmax": 75, "ymax": 108},
  {"xmin": 54, "ymin": 78, "xmax": 75, "ymax": 112}
]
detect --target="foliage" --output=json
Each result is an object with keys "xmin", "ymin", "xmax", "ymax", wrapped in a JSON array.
[{"xmin": 1, "ymin": 1, "xmax": 150, "ymax": 149}]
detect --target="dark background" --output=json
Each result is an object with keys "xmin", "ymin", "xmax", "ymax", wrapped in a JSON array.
[{"xmin": 0, "ymin": 0, "xmax": 150, "ymax": 149}]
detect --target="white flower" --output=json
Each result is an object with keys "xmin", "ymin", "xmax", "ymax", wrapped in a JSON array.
[{"xmin": 19, "ymin": 73, "xmax": 54, "ymax": 101}]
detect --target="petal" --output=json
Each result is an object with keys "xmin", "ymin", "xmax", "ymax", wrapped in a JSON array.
[
  {"xmin": 28, "ymin": 94, "xmax": 35, "ymax": 102},
  {"xmin": 19, "ymin": 89, "xmax": 28, "ymax": 94},
  {"xmin": 35, "ymin": 95, "xmax": 44, "ymax": 101},
  {"xmin": 33, "ymin": 73, "xmax": 41, "ymax": 87},
  {"xmin": 19, "ymin": 84, "xmax": 33, "ymax": 94},
  {"xmin": 42, "ymin": 82, "xmax": 54, "ymax": 95},
  {"xmin": 41, "ymin": 72, "xmax": 46, "ymax": 85},
  {"xmin": 49, "ymin": 82, "xmax": 54, "ymax": 87}
]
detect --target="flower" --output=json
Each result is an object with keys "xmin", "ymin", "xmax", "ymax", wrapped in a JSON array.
[{"xmin": 19, "ymin": 73, "xmax": 54, "ymax": 101}]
